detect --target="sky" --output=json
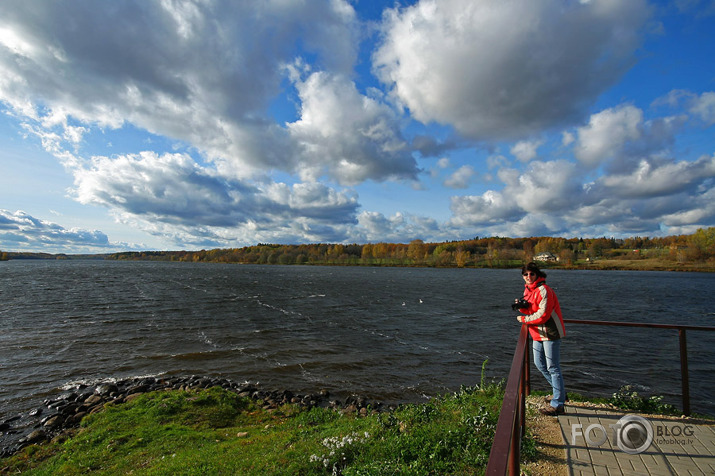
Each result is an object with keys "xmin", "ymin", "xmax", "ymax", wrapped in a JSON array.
[{"xmin": 1, "ymin": 0, "xmax": 714, "ymax": 254}]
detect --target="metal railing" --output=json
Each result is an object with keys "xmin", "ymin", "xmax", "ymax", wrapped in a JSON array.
[
  {"xmin": 485, "ymin": 319, "xmax": 715, "ymax": 475},
  {"xmin": 485, "ymin": 324, "xmax": 530, "ymax": 476},
  {"xmin": 562, "ymin": 319, "xmax": 715, "ymax": 416}
]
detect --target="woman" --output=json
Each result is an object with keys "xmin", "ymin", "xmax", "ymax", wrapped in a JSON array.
[{"xmin": 516, "ymin": 262, "xmax": 567, "ymax": 416}]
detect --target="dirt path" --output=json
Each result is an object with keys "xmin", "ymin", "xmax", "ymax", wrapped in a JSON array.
[{"xmin": 522, "ymin": 395, "xmax": 569, "ymax": 475}]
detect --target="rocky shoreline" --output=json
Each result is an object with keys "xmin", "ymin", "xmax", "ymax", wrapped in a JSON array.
[{"xmin": 0, "ymin": 375, "xmax": 384, "ymax": 459}]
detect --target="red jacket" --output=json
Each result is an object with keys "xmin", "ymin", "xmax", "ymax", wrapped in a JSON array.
[{"xmin": 518, "ymin": 277, "xmax": 565, "ymax": 341}]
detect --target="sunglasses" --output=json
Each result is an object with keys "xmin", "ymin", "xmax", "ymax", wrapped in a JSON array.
[{"xmin": 522, "ymin": 272, "xmax": 536, "ymax": 277}]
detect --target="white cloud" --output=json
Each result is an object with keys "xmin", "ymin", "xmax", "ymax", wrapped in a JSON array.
[
  {"xmin": 0, "ymin": 209, "xmax": 113, "ymax": 252},
  {"xmin": 0, "ymin": 0, "xmax": 377, "ymax": 183},
  {"xmin": 286, "ymin": 70, "xmax": 418, "ymax": 185},
  {"xmin": 356, "ymin": 211, "xmax": 442, "ymax": 243},
  {"xmin": 448, "ymin": 149, "xmax": 715, "ymax": 238},
  {"xmin": 661, "ymin": 187, "xmax": 715, "ymax": 227},
  {"xmin": 68, "ymin": 151, "xmax": 361, "ymax": 247},
  {"xmin": 373, "ymin": 0, "xmax": 651, "ymax": 141},
  {"xmin": 510, "ymin": 139, "xmax": 544, "ymax": 162},
  {"xmin": 572, "ymin": 104, "xmax": 687, "ymax": 175},
  {"xmin": 443, "ymin": 165, "xmax": 476, "ymax": 189},
  {"xmin": 597, "ymin": 154, "xmax": 715, "ymax": 199},
  {"xmin": 689, "ymin": 91, "xmax": 715, "ymax": 125},
  {"xmin": 449, "ymin": 190, "xmax": 523, "ymax": 226},
  {"xmin": 574, "ymin": 104, "xmax": 643, "ymax": 167}
]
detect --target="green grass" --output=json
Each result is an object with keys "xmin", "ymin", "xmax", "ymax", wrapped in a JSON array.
[{"xmin": 2, "ymin": 385, "xmax": 511, "ymax": 475}]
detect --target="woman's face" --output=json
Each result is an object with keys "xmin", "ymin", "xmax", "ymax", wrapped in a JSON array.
[{"xmin": 522, "ymin": 270, "xmax": 537, "ymax": 285}]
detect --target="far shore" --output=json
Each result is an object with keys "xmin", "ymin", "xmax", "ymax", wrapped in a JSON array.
[{"xmin": 4, "ymin": 252, "xmax": 715, "ymax": 273}]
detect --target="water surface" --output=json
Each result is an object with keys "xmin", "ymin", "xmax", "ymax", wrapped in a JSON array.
[{"xmin": 1, "ymin": 261, "xmax": 713, "ymax": 419}]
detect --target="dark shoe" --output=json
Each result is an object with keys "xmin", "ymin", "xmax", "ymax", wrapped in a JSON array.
[
  {"xmin": 544, "ymin": 395, "xmax": 569, "ymax": 404},
  {"xmin": 539, "ymin": 405, "xmax": 565, "ymax": 416}
]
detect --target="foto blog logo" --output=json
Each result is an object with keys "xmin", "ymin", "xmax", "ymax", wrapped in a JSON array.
[
  {"xmin": 571, "ymin": 415, "xmax": 653, "ymax": 454},
  {"xmin": 571, "ymin": 415, "xmax": 696, "ymax": 455}
]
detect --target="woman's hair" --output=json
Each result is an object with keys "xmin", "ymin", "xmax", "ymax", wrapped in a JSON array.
[{"xmin": 522, "ymin": 262, "xmax": 547, "ymax": 278}]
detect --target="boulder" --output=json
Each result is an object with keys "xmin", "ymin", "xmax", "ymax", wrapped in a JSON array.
[
  {"xmin": 21, "ymin": 429, "xmax": 47, "ymax": 444},
  {"xmin": 95, "ymin": 383, "xmax": 118, "ymax": 396},
  {"xmin": 84, "ymin": 394, "xmax": 103, "ymax": 405},
  {"xmin": 42, "ymin": 415, "xmax": 65, "ymax": 429}
]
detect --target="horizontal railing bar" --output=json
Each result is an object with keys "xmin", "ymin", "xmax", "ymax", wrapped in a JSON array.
[
  {"xmin": 563, "ymin": 319, "xmax": 715, "ymax": 332},
  {"xmin": 563, "ymin": 318, "xmax": 714, "ymax": 416}
]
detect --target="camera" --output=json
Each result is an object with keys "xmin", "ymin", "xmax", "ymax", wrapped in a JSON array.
[{"xmin": 511, "ymin": 298, "xmax": 530, "ymax": 311}]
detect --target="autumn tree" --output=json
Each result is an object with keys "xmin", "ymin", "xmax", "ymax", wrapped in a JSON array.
[
  {"xmin": 689, "ymin": 227, "xmax": 715, "ymax": 259},
  {"xmin": 407, "ymin": 239, "xmax": 428, "ymax": 264}
]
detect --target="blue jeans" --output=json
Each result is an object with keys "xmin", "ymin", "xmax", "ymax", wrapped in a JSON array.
[{"xmin": 533, "ymin": 339, "xmax": 565, "ymax": 408}]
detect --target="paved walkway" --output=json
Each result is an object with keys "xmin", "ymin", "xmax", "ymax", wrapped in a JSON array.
[{"xmin": 557, "ymin": 404, "xmax": 715, "ymax": 475}]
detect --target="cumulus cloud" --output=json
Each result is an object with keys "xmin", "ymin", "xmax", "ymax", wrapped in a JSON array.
[
  {"xmin": 0, "ymin": 0, "xmax": 421, "ymax": 250},
  {"xmin": 373, "ymin": 0, "xmax": 651, "ymax": 141},
  {"xmin": 443, "ymin": 165, "xmax": 476, "ymax": 189},
  {"xmin": 573, "ymin": 104, "xmax": 687, "ymax": 174},
  {"xmin": 511, "ymin": 139, "xmax": 544, "ymax": 163},
  {"xmin": 449, "ymin": 146, "xmax": 715, "ymax": 238},
  {"xmin": 70, "ymin": 151, "xmax": 360, "ymax": 245},
  {"xmin": 449, "ymin": 159, "xmax": 582, "ymax": 228},
  {"xmin": 446, "ymin": 97, "xmax": 715, "ymax": 237},
  {"xmin": 0, "ymin": 209, "xmax": 112, "ymax": 252},
  {"xmin": 0, "ymin": 0, "xmax": 414, "ymax": 184},
  {"xmin": 286, "ymin": 69, "xmax": 418, "ymax": 185},
  {"xmin": 356, "ymin": 211, "xmax": 443, "ymax": 243},
  {"xmin": 689, "ymin": 92, "xmax": 715, "ymax": 124},
  {"xmin": 573, "ymin": 104, "xmax": 644, "ymax": 167},
  {"xmin": 595, "ymin": 154, "xmax": 715, "ymax": 199}
]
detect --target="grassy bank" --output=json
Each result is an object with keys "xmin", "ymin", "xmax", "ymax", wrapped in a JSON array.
[
  {"xmin": 559, "ymin": 257, "xmax": 715, "ymax": 273},
  {"xmin": 2, "ymin": 384, "xmax": 522, "ymax": 475}
]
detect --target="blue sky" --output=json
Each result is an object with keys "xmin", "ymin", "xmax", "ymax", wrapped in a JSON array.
[{"xmin": 1, "ymin": 0, "xmax": 714, "ymax": 254}]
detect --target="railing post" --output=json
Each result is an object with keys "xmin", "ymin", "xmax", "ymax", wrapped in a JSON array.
[
  {"xmin": 525, "ymin": 335, "xmax": 530, "ymax": 396},
  {"xmin": 679, "ymin": 329, "xmax": 690, "ymax": 416},
  {"xmin": 521, "ymin": 336, "xmax": 528, "ymax": 437}
]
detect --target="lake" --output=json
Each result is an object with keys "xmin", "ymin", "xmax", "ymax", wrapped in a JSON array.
[{"xmin": 1, "ymin": 260, "xmax": 713, "ymax": 423}]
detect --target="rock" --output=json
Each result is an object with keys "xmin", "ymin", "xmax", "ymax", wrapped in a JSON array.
[
  {"xmin": 66, "ymin": 412, "xmax": 87, "ymax": 426},
  {"xmin": 42, "ymin": 415, "xmax": 65, "ymax": 429},
  {"xmin": 60, "ymin": 403, "xmax": 80, "ymax": 416},
  {"xmin": 84, "ymin": 394, "xmax": 103, "ymax": 405},
  {"xmin": 126, "ymin": 384, "xmax": 150, "ymax": 395},
  {"xmin": 47, "ymin": 400, "xmax": 68, "ymax": 410},
  {"xmin": 95, "ymin": 383, "xmax": 118, "ymax": 396},
  {"xmin": 21, "ymin": 429, "xmax": 47, "ymax": 444}
]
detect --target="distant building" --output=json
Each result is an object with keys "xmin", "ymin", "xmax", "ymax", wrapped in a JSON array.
[{"xmin": 535, "ymin": 252, "xmax": 558, "ymax": 262}]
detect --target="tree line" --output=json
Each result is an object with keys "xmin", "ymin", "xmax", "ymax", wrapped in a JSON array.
[{"xmin": 104, "ymin": 227, "xmax": 715, "ymax": 270}]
